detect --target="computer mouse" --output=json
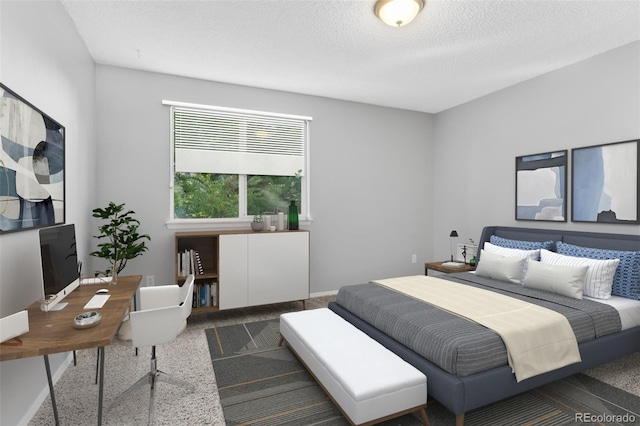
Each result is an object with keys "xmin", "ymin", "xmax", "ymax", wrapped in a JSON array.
[{"xmin": 96, "ymin": 288, "xmax": 109, "ymax": 294}]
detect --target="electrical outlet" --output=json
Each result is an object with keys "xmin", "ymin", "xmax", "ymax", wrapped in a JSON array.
[
  {"xmin": 411, "ymin": 254, "xmax": 417, "ymax": 264},
  {"xmin": 146, "ymin": 275, "xmax": 155, "ymax": 287}
]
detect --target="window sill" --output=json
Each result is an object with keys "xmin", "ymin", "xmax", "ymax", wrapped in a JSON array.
[{"xmin": 166, "ymin": 217, "xmax": 313, "ymax": 231}]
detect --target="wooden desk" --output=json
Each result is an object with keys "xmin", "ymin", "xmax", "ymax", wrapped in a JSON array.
[
  {"xmin": 0, "ymin": 275, "xmax": 141, "ymax": 425},
  {"xmin": 424, "ymin": 261, "xmax": 475, "ymax": 275}
]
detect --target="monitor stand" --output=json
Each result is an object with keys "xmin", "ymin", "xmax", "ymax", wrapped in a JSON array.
[{"xmin": 40, "ymin": 302, "xmax": 68, "ymax": 312}]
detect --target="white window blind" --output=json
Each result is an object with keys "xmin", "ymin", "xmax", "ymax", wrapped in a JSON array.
[{"xmin": 172, "ymin": 105, "xmax": 308, "ymax": 177}]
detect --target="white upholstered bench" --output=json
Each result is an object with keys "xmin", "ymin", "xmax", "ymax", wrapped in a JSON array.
[{"xmin": 279, "ymin": 308, "xmax": 430, "ymax": 426}]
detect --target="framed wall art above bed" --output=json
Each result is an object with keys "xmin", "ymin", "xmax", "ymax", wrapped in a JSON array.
[
  {"xmin": 572, "ymin": 139, "xmax": 639, "ymax": 224},
  {"xmin": 515, "ymin": 150, "xmax": 567, "ymax": 222},
  {"xmin": 0, "ymin": 83, "xmax": 66, "ymax": 233}
]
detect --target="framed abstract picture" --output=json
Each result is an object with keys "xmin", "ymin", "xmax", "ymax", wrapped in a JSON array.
[
  {"xmin": 515, "ymin": 150, "xmax": 567, "ymax": 222},
  {"xmin": 0, "ymin": 83, "xmax": 65, "ymax": 233},
  {"xmin": 572, "ymin": 139, "xmax": 639, "ymax": 224}
]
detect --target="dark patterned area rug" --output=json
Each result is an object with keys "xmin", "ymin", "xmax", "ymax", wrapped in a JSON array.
[{"xmin": 206, "ymin": 319, "xmax": 640, "ymax": 425}]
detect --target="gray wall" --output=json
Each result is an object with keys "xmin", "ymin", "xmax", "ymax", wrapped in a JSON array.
[
  {"xmin": 94, "ymin": 66, "xmax": 435, "ymax": 294},
  {"xmin": 0, "ymin": 2, "xmax": 97, "ymax": 425},
  {"xmin": 432, "ymin": 41, "xmax": 640, "ymax": 259}
]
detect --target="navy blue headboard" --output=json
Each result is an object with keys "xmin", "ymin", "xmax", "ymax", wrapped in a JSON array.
[{"xmin": 477, "ymin": 226, "xmax": 640, "ymax": 261}]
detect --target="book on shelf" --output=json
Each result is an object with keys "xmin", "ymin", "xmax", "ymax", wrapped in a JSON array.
[
  {"xmin": 442, "ymin": 261, "xmax": 466, "ymax": 268},
  {"xmin": 194, "ymin": 251, "xmax": 204, "ymax": 275},
  {"xmin": 192, "ymin": 280, "xmax": 218, "ymax": 308},
  {"xmin": 178, "ymin": 249, "xmax": 206, "ymax": 276},
  {"xmin": 200, "ymin": 284, "xmax": 207, "ymax": 307}
]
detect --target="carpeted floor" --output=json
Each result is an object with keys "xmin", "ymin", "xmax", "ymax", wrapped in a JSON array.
[
  {"xmin": 206, "ymin": 318, "xmax": 640, "ymax": 426},
  {"xmin": 27, "ymin": 295, "xmax": 640, "ymax": 425}
]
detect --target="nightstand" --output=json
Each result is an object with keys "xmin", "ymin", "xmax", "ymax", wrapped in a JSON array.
[{"xmin": 424, "ymin": 261, "xmax": 475, "ymax": 275}]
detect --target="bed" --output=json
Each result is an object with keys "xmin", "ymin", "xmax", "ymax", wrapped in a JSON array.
[{"xmin": 328, "ymin": 226, "xmax": 640, "ymax": 426}]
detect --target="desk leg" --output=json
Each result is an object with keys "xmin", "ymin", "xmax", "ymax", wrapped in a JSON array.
[
  {"xmin": 97, "ymin": 346, "xmax": 105, "ymax": 426},
  {"xmin": 133, "ymin": 295, "xmax": 138, "ymax": 357},
  {"xmin": 43, "ymin": 355, "xmax": 60, "ymax": 426}
]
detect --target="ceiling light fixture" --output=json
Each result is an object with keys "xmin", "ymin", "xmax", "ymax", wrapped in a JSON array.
[{"xmin": 374, "ymin": 0, "xmax": 425, "ymax": 27}]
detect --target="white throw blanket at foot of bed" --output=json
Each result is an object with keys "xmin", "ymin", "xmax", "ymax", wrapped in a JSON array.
[{"xmin": 374, "ymin": 275, "xmax": 581, "ymax": 382}]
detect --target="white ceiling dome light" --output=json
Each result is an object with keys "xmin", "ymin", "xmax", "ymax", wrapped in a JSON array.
[{"xmin": 374, "ymin": 0, "xmax": 425, "ymax": 27}]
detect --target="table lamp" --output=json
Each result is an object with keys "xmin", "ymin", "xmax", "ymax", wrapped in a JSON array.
[{"xmin": 449, "ymin": 230, "xmax": 458, "ymax": 262}]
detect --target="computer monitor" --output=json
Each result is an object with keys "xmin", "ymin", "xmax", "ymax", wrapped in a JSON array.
[{"xmin": 39, "ymin": 224, "xmax": 80, "ymax": 311}]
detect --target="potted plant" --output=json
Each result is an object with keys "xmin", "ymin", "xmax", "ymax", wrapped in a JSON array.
[
  {"xmin": 468, "ymin": 238, "xmax": 478, "ymax": 267},
  {"xmin": 251, "ymin": 214, "xmax": 264, "ymax": 231},
  {"xmin": 91, "ymin": 202, "xmax": 150, "ymax": 280}
]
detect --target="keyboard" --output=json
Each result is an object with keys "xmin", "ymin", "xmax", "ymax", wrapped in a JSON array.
[{"xmin": 84, "ymin": 294, "xmax": 110, "ymax": 309}]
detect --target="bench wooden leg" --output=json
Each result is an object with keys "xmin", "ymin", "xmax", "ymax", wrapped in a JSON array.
[
  {"xmin": 417, "ymin": 406, "xmax": 431, "ymax": 426},
  {"xmin": 278, "ymin": 336, "xmax": 284, "ymax": 346},
  {"xmin": 456, "ymin": 413, "xmax": 465, "ymax": 426}
]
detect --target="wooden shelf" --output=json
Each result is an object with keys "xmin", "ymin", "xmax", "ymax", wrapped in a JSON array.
[
  {"xmin": 176, "ymin": 230, "xmax": 310, "ymax": 313},
  {"xmin": 189, "ymin": 305, "xmax": 219, "ymax": 314},
  {"xmin": 177, "ymin": 272, "xmax": 218, "ymax": 281},
  {"xmin": 175, "ymin": 232, "xmax": 219, "ymax": 312},
  {"xmin": 425, "ymin": 261, "xmax": 476, "ymax": 275}
]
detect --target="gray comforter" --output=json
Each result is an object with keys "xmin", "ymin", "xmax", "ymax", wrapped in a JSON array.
[{"xmin": 335, "ymin": 273, "xmax": 621, "ymax": 377}]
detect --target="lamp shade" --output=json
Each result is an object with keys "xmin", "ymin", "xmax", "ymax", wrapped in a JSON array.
[
  {"xmin": 449, "ymin": 230, "xmax": 458, "ymax": 237},
  {"xmin": 374, "ymin": 0, "xmax": 425, "ymax": 27}
]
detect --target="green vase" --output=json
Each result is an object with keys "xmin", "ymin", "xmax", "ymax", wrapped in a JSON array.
[{"xmin": 288, "ymin": 200, "xmax": 299, "ymax": 230}]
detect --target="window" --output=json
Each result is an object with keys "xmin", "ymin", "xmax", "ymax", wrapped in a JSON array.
[{"xmin": 164, "ymin": 101, "xmax": 311, "ymax": 226}]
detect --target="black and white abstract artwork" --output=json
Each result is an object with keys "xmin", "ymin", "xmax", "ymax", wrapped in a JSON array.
[
  {"xmin": 515, "ymin": 150, "xmax": 567, "ymax": 222},
  {"xmin": 0, "ymin": 83, "xmax": 65, "ymax": 233}
]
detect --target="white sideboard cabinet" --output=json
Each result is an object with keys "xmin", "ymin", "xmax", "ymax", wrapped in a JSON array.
[{"xmin": 175, "ymin": 230, "xmax": 309, "ymax": 313}]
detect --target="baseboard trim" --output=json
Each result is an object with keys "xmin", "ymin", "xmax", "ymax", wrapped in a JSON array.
[
  {"xmin": 310, "ymin": 290, "xmax": 338, "ymax": 298},
  {"xmin": 21, "ymin": 352, "xmax": 73, "ymax": 425}
]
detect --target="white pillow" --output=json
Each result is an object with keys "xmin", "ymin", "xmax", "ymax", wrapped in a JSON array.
[
  {"xmin": 522, "ymin": 259, "xmax": 588, "ymax": 299},
  {"xmin": 540, "ymin": 249, "xmax": 620, "ymax": 299},
  {"xmin": 484, "ymin": 242, "xmax": 540, "ymax": 260},
  {"xmin": 475, "ymin": 250, "xmax": 527, "ymax": 284},
  {"xmin": 483, "ymin": 242, "xmax": 539, "ymax": 282}
]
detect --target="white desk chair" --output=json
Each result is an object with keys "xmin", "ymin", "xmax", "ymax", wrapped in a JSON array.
[
  {"xmin": 109, "ymin": 275, "xmax": 195, "ymax": 424},
  {"xmin": 176, "ymin": 275, "xmax": 193, "ymax": 334}
]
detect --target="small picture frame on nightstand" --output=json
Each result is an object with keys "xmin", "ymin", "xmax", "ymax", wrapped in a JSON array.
[{"xmin": 456, "ymin": 244, "xmax": 478, "ymax": 263}]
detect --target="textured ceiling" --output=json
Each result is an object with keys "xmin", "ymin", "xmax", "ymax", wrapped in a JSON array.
[{"xmin": 61, "ymin": 0, "xmax": 640, "ymax": 113}]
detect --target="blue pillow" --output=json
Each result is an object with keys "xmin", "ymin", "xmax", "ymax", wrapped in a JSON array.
[
  {"xmin": 556, "ymin": 241, "xmax": 640, "ymax": 300},
  {"xmin": 490, "ymin": 235, "xmax": 554, "ymax": 251}
]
